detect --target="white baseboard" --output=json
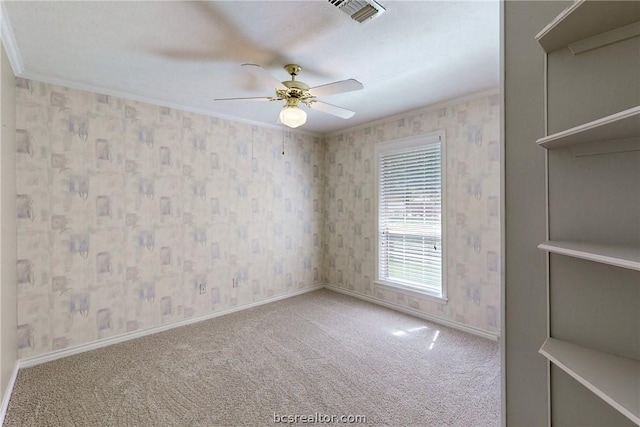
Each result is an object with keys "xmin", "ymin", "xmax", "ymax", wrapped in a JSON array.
[
  {"xmin": 19, "ymin": 285, "xmax": 323, "ymax": 368},
  {"xmin": 324, "ymin": 284, "xmax": 500, "ymax": 341},
  {"xmin": 0, "ymin": 361, "xmax": 19, "ymax": 424}
]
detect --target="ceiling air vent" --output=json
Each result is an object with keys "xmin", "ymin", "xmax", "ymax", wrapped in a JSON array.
[{"xmin": 328, "ymin": 0, "xmax": 386, "ymax": 23}]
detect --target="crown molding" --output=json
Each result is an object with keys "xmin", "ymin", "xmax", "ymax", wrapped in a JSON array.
[
  {"xmin": 0, "ymin": 1, "xmax": 24, "ymax": 75},
  {"xmin": 17, "ymin": 69, "xmax": 323, "ymax": 138},
  {"xmin": 0, "ymin": 0, "xmax": 318, "ymax": 137},
  {"xmin": 324, "ymin": 87, "xmax": 500, "ymax": 138}
]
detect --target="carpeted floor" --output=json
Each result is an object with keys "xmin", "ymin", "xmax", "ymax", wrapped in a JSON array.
[{"xmin": 4, "ymin": 289, "xmax": 500, "ymax": 426}]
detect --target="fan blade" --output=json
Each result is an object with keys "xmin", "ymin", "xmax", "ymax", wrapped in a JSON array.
[
  {"xmin": 309, "ymin": 101, "xmax": 355, "ymax": 119},
  {"xmin": 309, "ymin": 79, "xmax": 363, "ymax": 97},
  {"xmin": 241, "ymin": 64, "xmax": 287, "ymax": 90},
  {"xmin": 214, "ymin": 97, "xmax": 272, "ymax": 102}
]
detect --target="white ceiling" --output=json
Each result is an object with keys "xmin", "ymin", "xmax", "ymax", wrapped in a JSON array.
[{"xmin": 2, "ymin": 0, "xmax": 499, "ymax": 134}]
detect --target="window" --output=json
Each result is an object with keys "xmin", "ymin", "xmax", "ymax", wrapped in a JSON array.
[{"xmin": 375, "ymin": 132, "xmax": 446, "ymax": 301}]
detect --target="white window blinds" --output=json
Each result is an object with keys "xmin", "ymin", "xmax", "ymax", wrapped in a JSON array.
[{"xmin": 378, "ymin": 136, "xmax": 443, "ymax": 295}]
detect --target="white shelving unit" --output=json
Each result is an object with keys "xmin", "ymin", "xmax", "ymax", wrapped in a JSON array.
[
  {"xmin": 538, "ymin": 241, "xmax": 640, "ymax": 271},
  {"xmin": 536, "ymin": 106, "xmax": 640, "ymax": 151},
  {"xmin": 539, "ymin": 338, "xmax": 640, "ymax": 425},
  {"xmin": 537, "ymin": 1, "xmax": 640, "ymax": 425},
  {"xmin": 536, "ymin": 0, "xmax": 640, "ymax": 53}
]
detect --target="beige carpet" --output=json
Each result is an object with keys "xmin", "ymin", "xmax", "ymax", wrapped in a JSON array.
[{"xmin": 4, "ymin": 289, "xmax": 500, "ymax": 426}]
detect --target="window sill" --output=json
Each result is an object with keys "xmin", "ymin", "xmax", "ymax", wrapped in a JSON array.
[{"xmin": 374, "ymin": 281, "xmax": 448, "ymax": 305}]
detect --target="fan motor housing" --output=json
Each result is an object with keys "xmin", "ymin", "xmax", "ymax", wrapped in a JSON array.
[
  {"xmin": 278, "ymin": 80, "xmax": 313, "ymax": 103},
  {"xmin": 277, "ymin": 64, "xmax": 313, "ymax": 102}
]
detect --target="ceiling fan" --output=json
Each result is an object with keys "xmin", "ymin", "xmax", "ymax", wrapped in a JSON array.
[{"xmin": 214, "ymin": 64, "xmax": 364, "ymax": 128}]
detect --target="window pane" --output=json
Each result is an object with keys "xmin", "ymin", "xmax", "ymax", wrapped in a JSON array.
[{"xmin": 378, "ymin": 139, "xmax": 442, "ymax": 294}]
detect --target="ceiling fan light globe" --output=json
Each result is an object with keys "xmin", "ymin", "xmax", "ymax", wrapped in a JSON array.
[{"xmin": 279, "ymin": 106, "xmax": 307, "ymax": 128}]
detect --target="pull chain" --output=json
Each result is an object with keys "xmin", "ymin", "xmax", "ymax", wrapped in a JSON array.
[{"xmin": 282, "ymin": 129, "xmax": 286, "ymax": 156}]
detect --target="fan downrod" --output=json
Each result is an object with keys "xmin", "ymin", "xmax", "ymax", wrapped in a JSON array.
[{"xmin": 280, "ymin": 64, "xmax": 309, "ymax": 94}]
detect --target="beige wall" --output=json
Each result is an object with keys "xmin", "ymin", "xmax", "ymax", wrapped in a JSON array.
[
  {"xmin": 15, "ymin": 80, "xmax": 324, "ymax": 358},
  {"xmin": 0, "ymin": 42, "xmax": 17, "ymax": 399},
  {"xmin": 323, "ymin": 92, "xmax": 501, "ymax": 337},
  {"xmin": 12, "ymin": 81, "xmax": 503, "ymax": 362}
]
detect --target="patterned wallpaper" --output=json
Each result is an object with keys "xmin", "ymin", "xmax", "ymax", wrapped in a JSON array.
[
  {"xmin": 322, "ymin": 93, "xmax": 501, "ymax": 335},
  {"xmin": 15, "ymin": 79, "xmax": 324, "ymax": 358}
]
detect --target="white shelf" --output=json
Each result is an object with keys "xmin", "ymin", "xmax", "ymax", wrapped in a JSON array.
[
  {"xmin": 539, "ymin": 338, "xmax": 640, "ymax": 425},
  {"xmin": 536, "ymin": 0, "xmax": 640, "ymax": 53},
  {"xmin": 538, "ymin": 241, "xmax": 640, "ymax": 271},
  {"xmin": 536, "ymin": 106, "xmax": 640, "ymax": 150}
]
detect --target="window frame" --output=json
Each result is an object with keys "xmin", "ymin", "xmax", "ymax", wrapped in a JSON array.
[{"xmin": 373, "ymin": 131, "xmax": 448, "ymax": 304}]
